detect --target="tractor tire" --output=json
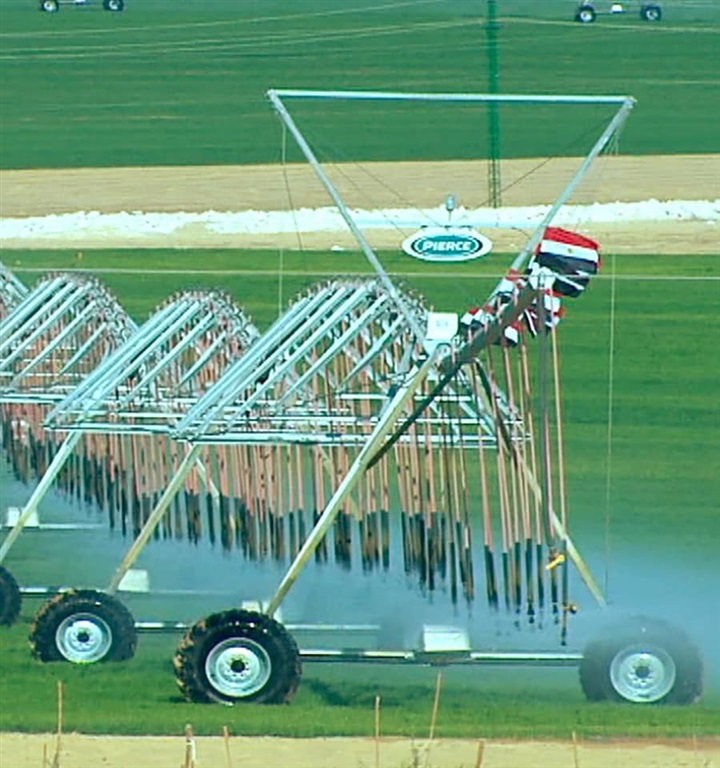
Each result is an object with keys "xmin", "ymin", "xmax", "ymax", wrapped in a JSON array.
[
  {"xmin": 174, "ymin": 609, "xmax": 301, "ymax": 705},
  {"xmin": 640, "ymin": 4, "xmax": 662, "ymax": 21},
  {"xmin": 29, "ymin": 589, "xmax": 137, "ymax": 664},
  {"xmin": 0, "ymin": 566, "xmax": 22, "ymax": 627},
  {"xmin": 579, "ymin": 617, "xmax": 703, "ymax": 704},
  {"xmin": 103, "ymin": 0, "xmax": 125, "ymax": 10},
  {"xmin": 575, "ymin": 5, "xmax": 597, "ymax": 23},
  {"xmin": 40, "ymin": 0, "xmax": 59, "ymax": 11}
]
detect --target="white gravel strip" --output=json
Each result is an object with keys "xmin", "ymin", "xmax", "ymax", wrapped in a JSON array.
[{"xmin": 1, "ymin": 200, "xmax": 718, "ymax": 242}]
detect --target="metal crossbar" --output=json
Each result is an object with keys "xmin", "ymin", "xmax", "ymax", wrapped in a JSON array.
[
  {"xmin": 0, "ymin": 263, "xmax": 29, "ymax": 320},
  {"xmin": 46, "ymin": 290, "xmax": 259, "ymax": 431},
  {"xmin": 0, "ymin": 273, "xmax": 134, "ymax": 399}
]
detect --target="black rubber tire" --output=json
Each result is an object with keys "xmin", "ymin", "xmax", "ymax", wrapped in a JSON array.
[
  {"xmin": 580, "ymin": 617, "xmax": 703, "ymax": 705},
  {"xmin": 174, "ymin": 609, "xmax": 301, "ymax": 705},
  {"xmin": 640, "ymin": 4, "xmax": 662, "ymax": 21},
  {"xmin": 575, "ymin": 5, "xmax": 596, "ymax": 23},
  {"xmin": 0, "ymin": 566, "xmax": 22, "ymax": 627},
  {"xmin": 103, "ymin": 0, "xmax": 125, "ymax": 10},
  {"xmin": 29, "ymin": 589, "xmax": 137, "ymax": 664},
  {"xmin": 39, "ymin": 0, "xmax": 59, "ymax": 11}
]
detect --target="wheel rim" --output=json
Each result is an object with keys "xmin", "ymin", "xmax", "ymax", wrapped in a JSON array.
[
  {"xmin": 610, "ymin": 644, "xmax": 676, "ymax": 703},
  {"xmin": 646, "ymin": 9, "xmax": 660, "ymax": 20},
  {"xmin": 579, "ymin": 9, "xmax": 594, "ymax": 22},
  {"xmin": 43, "ymin": 1, "xmax": 57, "ymax": 9},
  {"xmin": 55, "ymin": 612, "xmax": 113, "ymax": 663},
  {"xmin": 205, "ymin": 637, "xmax": 272, "ymax": 699}
]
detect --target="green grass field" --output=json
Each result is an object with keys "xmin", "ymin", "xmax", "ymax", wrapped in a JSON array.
[
  {"xmin": 0, "ymin": 0, "xmax": 719, "ymax": 168},
  {"xmin": 1, "ymin": 623, "xmax": 719, "ymax": 739},
  {"xmin": 1, "ymin": 250, "xmax": 718, "ymax": 736},
  {"xmin": 0, "ymin": 0, "xmax": 719, "ymax": 742}
]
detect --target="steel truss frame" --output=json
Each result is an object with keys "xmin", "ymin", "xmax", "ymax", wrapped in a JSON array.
[
  {"xmin": 255, "ymin": 89, "xmax": 635, "ymax": 615},
  {"xmin": 0, "ymin": 90, "xmax": 636, "ymax": 673},
  {"xmin": 0, "ymin": 262, "xmax": 29, "ymax": 320},
  {"xmin": 0, "ymin": 272, "xmax": 136, "ymax": 562},
  {"xmin": 0, "ymin": 285, "xmax": 258, "ymax": 565}
]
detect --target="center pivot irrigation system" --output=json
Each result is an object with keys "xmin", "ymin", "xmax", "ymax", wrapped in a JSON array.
[{"xmin": 0, "ymin": 90, "xmax": 704, "ymax": 707}]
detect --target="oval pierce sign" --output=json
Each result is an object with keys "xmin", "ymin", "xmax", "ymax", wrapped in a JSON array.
[{"xmin": 401, "ymin": 227, "xmax": 493, "ymax": 262}]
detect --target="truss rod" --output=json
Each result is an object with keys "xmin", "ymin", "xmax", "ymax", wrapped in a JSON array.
[
  {"xmin": 107, "ymin": 444, "xmax": 203, "ymax": 594},
  {"xmin": 0, "ymin": 431, "xmax": 83, "ymax": 563},
  {"xmin": 0, "ymin": 277, "xmax": 69, "ymax": 346},
  {"xmin": 276, "ymin": 294, "xmax": 391, "ymax": 407},
  {"xmin": 0, "ymin": 283, "xmax": 90, "ymax": 366},
  {"xmin": 9, "ymin": 301, "xmax": 99, "ymax": 386},
  {"xmin": 272, "ymin": 89, "xmax": 631, "ymax": 106},
  {"xmin": 267, "ymin": 90, "xmax": 427, "ymax": 344},
  {"xmin": 367, "ymin": 283, "xmax": 538, "ymax": 469}
]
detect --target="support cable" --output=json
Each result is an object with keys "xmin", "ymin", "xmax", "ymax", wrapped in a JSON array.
[{"xmin": 604, "ymin": 252, "xmax": 618, "ymax": 600}]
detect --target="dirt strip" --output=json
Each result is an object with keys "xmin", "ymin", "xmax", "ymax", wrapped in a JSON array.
[
  {"xmin": 1, "ymin": 155, "xmax": 719, "ymax": 216},
  {"xmin": 1, "ymin": 733, "xmax": 719, "ymax": 768},
  {"xmin": 0, "ymin": 155, "xmax": 718, "ymax": 254}
]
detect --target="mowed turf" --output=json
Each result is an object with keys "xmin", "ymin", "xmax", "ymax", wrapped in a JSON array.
[
  {"xmin": 0, "ymin": 260, "xmax": 718, "ymax": 735},
  {"xmin": 0, "ymin": 0, "xmax": 719, "ymax": 169},
  {"xmin": 2, "ymin": 252, "xmax": 718, "ymax": 741},
  {"xmin": 1, "ymin": 624, "xmax": 719, "ymax": 738}
]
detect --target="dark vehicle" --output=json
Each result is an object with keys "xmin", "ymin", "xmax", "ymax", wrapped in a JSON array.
[
  {"xmin": 40, "ymin": 0, "xmax": 124, "ymax": 12},
  {"xmin": 575, "ymin": 1, "xmax": 662, "ymax": 22}
]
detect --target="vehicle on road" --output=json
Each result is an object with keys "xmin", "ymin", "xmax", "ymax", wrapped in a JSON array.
[
  {"xmin": 40, "ymin": 0, "xmax": 124, "ymax": 12},
  {"xmin": 574, "ymin": 1, "xmax": 662, "ymax": 22}
]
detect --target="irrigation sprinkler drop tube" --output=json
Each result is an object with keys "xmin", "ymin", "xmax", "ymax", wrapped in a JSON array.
[
  {"xmin": 107, "ymin": 444, "xmax": 203, "ymax": 594},
  {"xmin": 265, "ymin": 349, "xmax": 440, "ymax": 617},
  {"xmin": 0, "ymin": 431, "xmax": 83, "ymax": 564}
]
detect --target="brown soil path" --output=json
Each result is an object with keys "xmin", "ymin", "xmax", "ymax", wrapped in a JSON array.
[
  {"xmin": 1, "ymin": 155, "xmax": 718, "ymax": 253},
  {"xmin": 1, "ymin": 732, "xmax": 719, "ymax": 768}
]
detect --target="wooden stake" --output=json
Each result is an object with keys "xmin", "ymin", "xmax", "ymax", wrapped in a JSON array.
[
  {"xmin": 374, "ymin": 695, "xmax": 381, "ymax": 768},
  {"xmin": 474, "ymin": 740, "xmax": 485, "ymax": 768},
  {"xmin": 223, "ymin": 725, "xmax": 233, "ymax": 768},
  {"xmin": 424, "ymin": 671, "xmax": 443, "ymax": 768},
  {"xmin": 52, "ymin": 680, "xmax": 63, "ymax": 768},
  {"xmin": 571, "ymin": 730, "xmax": 580, "ymax": 768},
  {"xmin": 184, "ymin": 723, "xmax": 196, "ymax": 768}
]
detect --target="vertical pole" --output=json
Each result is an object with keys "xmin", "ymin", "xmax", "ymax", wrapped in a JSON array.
[
  {"xmin": 486, "ymin": 0, "xmax": 501, "ymax": 207},
  {"xmin": 107, "ymin": 444, "xmax": 202, "ymax": 593}
]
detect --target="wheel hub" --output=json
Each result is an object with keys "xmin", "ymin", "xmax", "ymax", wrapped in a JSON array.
[
  {"xmin": 56, "ymin": 613, "xmax": 113, "ymax": 663},
  {"xmin": 205, "ymin": 638, "xmax": 272, "ymax": 699},
  {"xmin": 610, "ymin": 644, "xmax": 676, "ymax": 703}
]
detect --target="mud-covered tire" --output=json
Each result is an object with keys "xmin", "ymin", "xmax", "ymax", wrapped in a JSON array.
[
  {"xmin": 580, "ymin": 617, "xmax": 703, "ymax": 704},
  {"xmin": 0, "ymin": 566, "xmax": 22, "ymax": 627},
  {"xmin": 174, "ymin": 609, "xmax": 301, "ymax": 705},
  {"xmin": 29, "ymin": 589, "xmax": 137, "ymax": 663}
]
